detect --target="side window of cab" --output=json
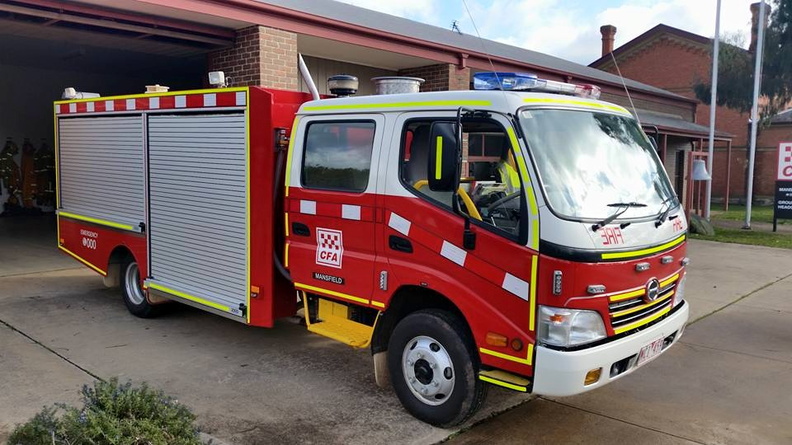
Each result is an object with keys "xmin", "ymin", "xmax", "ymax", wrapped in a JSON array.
[
  {"xmin": 301, "ymin": 121, "xmax": 376, "ymax": 192},
  {"xmin": 399, "ymin": 118, "xmax": 526, "ymax": 240}
]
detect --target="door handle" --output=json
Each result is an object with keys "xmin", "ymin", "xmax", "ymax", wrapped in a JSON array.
[
  {"xmin": 389, "ymin": 235, "xmax": 413, "ymax": 253},
  {"xmin": 292, "ymin": 222, "xmax": 310, "ymax": 237}
]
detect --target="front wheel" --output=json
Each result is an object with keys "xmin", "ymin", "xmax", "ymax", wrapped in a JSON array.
[
  {"xmin": 121, "ymin": 258, "xmax": 160, "ymax": 318},
  {"xmin": 388, "ymin": 309, "xmax": 487, "ymax": 427}
]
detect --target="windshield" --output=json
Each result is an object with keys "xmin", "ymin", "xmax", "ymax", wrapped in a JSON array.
[{"xmin": 518, "ymin": 108, "xmax": 676, "ymax": 220}]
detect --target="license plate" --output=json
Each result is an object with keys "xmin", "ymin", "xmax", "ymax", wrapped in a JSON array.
[{"xmin": 636, "ymin": 336, "xmax": 665, "ymax": 366}]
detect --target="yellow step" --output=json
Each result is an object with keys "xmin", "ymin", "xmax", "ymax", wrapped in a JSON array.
[
  {"xmin": 308, "ymin": 317, "xmax": 373, "ymax": 348},
  {"xmin": 306, "ymin": 297, "xmax": 373, "ymax": 348},
  {"xmin": 479, "ymin": 369, "xmax": 531, "ymax": 392}
]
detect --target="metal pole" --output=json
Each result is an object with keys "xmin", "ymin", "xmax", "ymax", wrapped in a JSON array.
[
  {"xmin": 298, "ymin": 53, "xmax": 320, "ymax": 101},
  {"xmin": 744, "ymin": 1, "xmax": 766, "ymax": 229},
  {"xmin": 705, "ymin": 0, "xmax": 721, "ymax": 220}
]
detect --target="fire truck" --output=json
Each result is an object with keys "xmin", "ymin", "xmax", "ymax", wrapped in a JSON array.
[{"xmin": 54, "ymin": 72, "xmax": 689, "ymax": 426}]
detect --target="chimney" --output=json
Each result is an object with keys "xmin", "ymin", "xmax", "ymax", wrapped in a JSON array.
[
  {"xmin": 750, "ymin": 2, "xmax": 771, "ymax": 53},
  {"xmin": 600, "ymin": 25, "xmax": 617, "ymax": 57}
]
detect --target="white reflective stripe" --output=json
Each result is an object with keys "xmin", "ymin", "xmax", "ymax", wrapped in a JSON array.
[
  {"xmin": 87, "ymin": 102, "xmax": 95, "ymax": 112},
  {"xmin": 126, "ymin": 99, "xmax": 135, "ymax": 110},
  {"xmin": 235, "ymin": 91, "xmax": 246, "ymax": 106},
  {"xmin": 69, "ymin": 103, "xmax": 76, "ymax": 113},
  {"xmin": 105, "ymin": 100, "xmax": 114, "ymax": 111},
  {"xmin": 441, "ymin": 241, "xmax": 467, "ymax": 267},
  {"xmin": 502, "ymin": 273, "xmax": 530, "ymax": 301},
  {"xmin": 55, "ymin": 104, "xmax": 60, "ymax": 114},
  {"xmin": 342, "ymin": 204, "xmax": 361, "ymax": 220},
  {"xmin": 300, "ymin": 200, "xmax": 317, "ymax": 215},
  {"xmin": 175, "ymin": 95, "xmax": 186, "ymax": 108},
  {"xmin": 204, "ymin": 93, "xmax": 217, "ymax": 107},
  {"xmin": 388, "ymin": 213, "xmax": 411, "ymax": 236},
  {"xmin": 149, "ymin": 97, "xmax": 160, "ymax": 109}
]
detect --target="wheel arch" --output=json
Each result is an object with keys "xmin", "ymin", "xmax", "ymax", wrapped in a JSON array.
[
  {"xmin": 103, "ymin": 244, "xmax": 136, "ymax": 288},
  {"xmin": 371, "ymin": 285, "xmax": 474, "ymax": 356}
]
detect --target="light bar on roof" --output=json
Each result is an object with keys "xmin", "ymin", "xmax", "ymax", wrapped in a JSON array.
[{"xmin": 473, "ymin": 72, "xmax": 601, "ymax": 99}]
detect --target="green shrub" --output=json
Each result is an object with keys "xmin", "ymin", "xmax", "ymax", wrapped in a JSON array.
[{"xmin": 9, "ymin": 378, "xmax": 200, "ymax": 445}]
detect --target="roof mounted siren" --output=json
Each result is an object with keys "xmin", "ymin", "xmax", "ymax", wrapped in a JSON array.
[
  {"xmin": 328, "ymin": 75, "xmax": 359, "ymax": 97},
  {"xmin": 473, "ymin": 72, "xmax": 601, "ymax": 99}
]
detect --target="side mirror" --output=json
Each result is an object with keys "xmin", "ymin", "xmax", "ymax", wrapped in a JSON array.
[{"xmin": 427, "ymin": 121, "xmax": 460, "ymax": 192}]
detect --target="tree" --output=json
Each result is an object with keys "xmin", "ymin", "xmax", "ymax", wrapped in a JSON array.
[{"xmin": 695, "ymin": 0, "xmax": 792, "ymax": 122}]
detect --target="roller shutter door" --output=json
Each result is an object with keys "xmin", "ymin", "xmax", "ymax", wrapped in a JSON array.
[
  {"xmin": 147, "ymin": 113, "xmax": 247, "ymax": 315},
  {"xmin": 58, "ymin": 116, "xmax": 144, "ymax": 230}
]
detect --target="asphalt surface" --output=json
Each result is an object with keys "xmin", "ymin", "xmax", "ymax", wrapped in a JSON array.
[{"xmin": 1, "ymin": 214, "xmax": 791, "ymax": 444}]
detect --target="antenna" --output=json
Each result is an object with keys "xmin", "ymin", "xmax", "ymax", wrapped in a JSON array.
[
  {"xmin": 461, "ymin": 0, "xmax": 505, "ymax": 94},
  {"xmin": 609, "ymin": 51, "xmax": 640, "ymax": 125},
  {"xmin": 451, "ymin": 20, "xmax": 462, "ymax": 34}
]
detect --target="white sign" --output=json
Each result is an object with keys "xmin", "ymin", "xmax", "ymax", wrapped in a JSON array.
[
  {"xmin": 779, "ymin": 142, "xmax": 792, "ymax": 180},
  {"xmin": 316, "ymin": 228, "xmax": 344, "ymax": 268}
]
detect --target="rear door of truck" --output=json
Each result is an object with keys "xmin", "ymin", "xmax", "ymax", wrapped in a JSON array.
[{"xmin": 286, "ymin": 114, "xmax": 385, "ymax": 307}]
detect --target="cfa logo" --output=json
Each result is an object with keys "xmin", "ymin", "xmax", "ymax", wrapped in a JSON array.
[{"xmin": 316, "ymin": 228, "xmax": 344, "ymax": 268}]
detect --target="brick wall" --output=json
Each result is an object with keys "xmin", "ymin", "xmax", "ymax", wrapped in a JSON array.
[
  {"xmin": 398, "ymin": 64, "xmax": 470, "ymax": 91},
  {"xmin": 207, "ymin": 25, "xmax": 297, "ymax": 90}
]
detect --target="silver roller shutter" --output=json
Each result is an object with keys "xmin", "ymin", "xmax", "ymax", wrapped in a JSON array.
[
  {"xmin": 58, "ymin": 116, "xmax": 145, "ymax": 230},
  {"xmin": 147, "ymin": 113, "xmax": 247, "ymax": 314}
]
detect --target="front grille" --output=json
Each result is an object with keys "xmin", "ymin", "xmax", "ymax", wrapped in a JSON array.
[{"xmin": 608, "ymin": 274, "xmax": 679, "ymax": 334}]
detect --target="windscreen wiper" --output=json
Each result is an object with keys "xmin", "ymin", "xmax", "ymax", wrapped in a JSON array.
[
  {"xmin": 591, "ymin": 202, "xmax": 647, "ymax": 232},
  {"xmin": 655, "ymin": 196, "xmax": 680, "ymax": 228}
]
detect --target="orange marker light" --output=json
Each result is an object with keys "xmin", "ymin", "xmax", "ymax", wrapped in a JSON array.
[
  {"xmin": 584, "ymin": 368, "xmax": 602, "ymax": 386},
  {"xmin": 549, "ymin": 313, "xmax": 567, "ymax": 323},
  {"xmin": 485, "ymin": 332, "xmax": 508, "ymax": 347}
]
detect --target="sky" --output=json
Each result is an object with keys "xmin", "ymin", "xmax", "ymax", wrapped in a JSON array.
[{"xmin": 336, "ymin": 0, "xmax": 760, "ymax": 65}]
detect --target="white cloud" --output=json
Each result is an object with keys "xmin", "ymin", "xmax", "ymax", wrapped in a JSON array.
[
  {"xmin": 337, "ymin": 0, "xmax": 759, "ymax": 65},
  {"xmin": 335, "ymin": 0, "xmax": 440, "ymax": 25}
]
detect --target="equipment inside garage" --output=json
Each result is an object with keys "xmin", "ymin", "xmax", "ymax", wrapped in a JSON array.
[{"xmin": 0, "ymin": 1, "xmax": 234, "ymax": 219}]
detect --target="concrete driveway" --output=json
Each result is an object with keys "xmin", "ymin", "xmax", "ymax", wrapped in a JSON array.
[
  {"xmin": 0, "ymin": 215, "xmax": 527, "ymax": 444},
  {"xmin": 2, "ymin": 215, "xmax": 791, "ymax": 444}
]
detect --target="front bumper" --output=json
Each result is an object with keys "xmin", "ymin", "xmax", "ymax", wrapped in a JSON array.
[{"xmin": 532, "ymin": 302, "xmax": 689, "ymax": 396}]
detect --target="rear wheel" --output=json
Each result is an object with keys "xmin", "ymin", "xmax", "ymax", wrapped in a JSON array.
[
  {"xmin": 388, "ymin": 309, "xmax": 487, "ymax": 427},
  {"xmin": 121, "ymin": 258, "xmax": 159, "ymax": 318}
]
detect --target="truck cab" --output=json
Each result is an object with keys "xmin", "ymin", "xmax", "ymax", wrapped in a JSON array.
[{"xmin": 284, "ymin": 77, "xmax": 688, "ymax": 426}]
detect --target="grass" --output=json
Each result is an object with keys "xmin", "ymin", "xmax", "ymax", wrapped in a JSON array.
[
  {"xmin": 690, "ymin": 227, "xmax": 792, "ymax": 250},
  {"xmin": 709, "ymin": 204, "xmax": 788, "ymax": 225}
]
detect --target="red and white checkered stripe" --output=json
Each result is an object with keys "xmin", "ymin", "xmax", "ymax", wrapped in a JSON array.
[
  {"xmin": 290, "ymin": 199, "xmax": 373, "ymax": 222},
  {"xmin": 387, "ymin": 211, "xmax": 531, "ymax": 302},
  {"xmin": 55, "ymin": 91, "xmax": 246, "ymax": 115}
]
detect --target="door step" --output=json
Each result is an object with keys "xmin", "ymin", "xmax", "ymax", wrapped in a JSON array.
[
  {"xmin": 306, "ymin": 297, "xmax": 373, "ymax": 348},
  {"xmin": 479, "ymin": 369, "xmax": 531, "ymax": 392}
]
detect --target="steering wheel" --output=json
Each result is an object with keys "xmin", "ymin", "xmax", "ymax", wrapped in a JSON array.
[
  {"xmin": 486, "ymin": 192, "xmax": 521, "ymax": 216},
  {"xmin": 413, "ymin": 180, "xmax": 483, "ymax": 221}
]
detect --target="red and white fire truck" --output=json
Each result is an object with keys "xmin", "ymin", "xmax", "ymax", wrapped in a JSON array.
[{"xmin": 54, "ymin": 72, "xmax": 689, "ymax": 426}]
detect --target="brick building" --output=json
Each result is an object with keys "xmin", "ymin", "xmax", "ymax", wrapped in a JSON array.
[
  {"xmin": 0, "ymin": 0, "xmax": 719, "ymax": 210},
  {"xmin": 590, "ymin": 3, "xmax": 782, "ymax": 203}
]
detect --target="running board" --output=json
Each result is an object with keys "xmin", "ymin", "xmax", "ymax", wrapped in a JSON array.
[
  {"xmin": 479, "ymin": 369, "xmax": 531, "ymax": 392},
  {"xmin": 306, "ymin": 297, "xmax": 373, "ymax": 348}
]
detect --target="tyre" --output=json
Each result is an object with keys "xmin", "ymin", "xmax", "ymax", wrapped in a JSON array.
[
  {"xmin": 388, "ymin": 309, "xmax": 487, "ymax": 427},
  {"xmin": 121, "ymin": 258, "xmax": 160, "ymax": 318}
]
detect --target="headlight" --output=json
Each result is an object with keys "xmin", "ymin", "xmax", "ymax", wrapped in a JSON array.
[
  {"xmin": 538, "ymin": 306, "xmax": 606, "ymax": 347},
  {"xmin": 673, "ymin": 274, "xmax": 686, "ymax": 307}
]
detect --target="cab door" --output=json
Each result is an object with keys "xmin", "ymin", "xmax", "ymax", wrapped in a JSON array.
[{"xmin": 285, "ymin": 114, "xmax": 384, "ymax": 306}]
